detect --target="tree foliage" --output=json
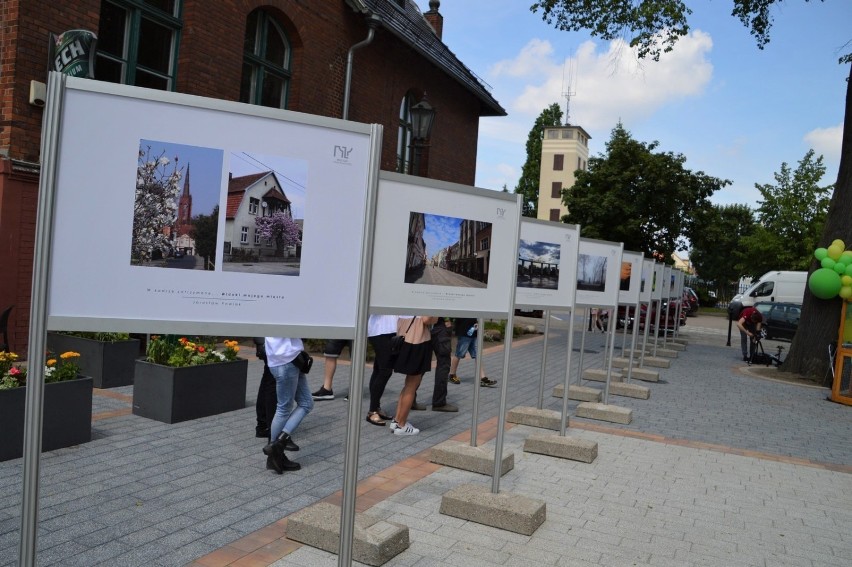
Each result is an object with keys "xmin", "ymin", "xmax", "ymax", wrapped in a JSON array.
[
  {"xmin": 738, "ymin": 150, "xmax": 832, "ymax": 276},
  {"xmin": 192, "ymin": 205, "xmax": 219, "ymax": 270},
  {"xmin": 530, "ymin": 0, "xmax": 852, "ymax": 381},
  {"xmin": 564, "ymin": 123, "xmax": 729, "ymax": 259},
  {"xmin": 132, "ymin": 147, "xmax": 181, "ymax": 263},
  {"xmin": 688, "ymin": 204, "xmax": 755, "ymax": 300},
  {"xmin": 255, "ymin": 211, "xmax": 301, "ymax": 257},
  {"xmin": 516, "ymin": 103, "xmax": 563, "ymax": 217}
]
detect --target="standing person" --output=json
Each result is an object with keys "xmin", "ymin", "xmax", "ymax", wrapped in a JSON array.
[
  {"xmin": 253, "ymin": 337, "xmax": 276, "ymax": 439},
  {"xmin": 365, "ymin": 314, "xmax": 399, "ymax": 426},
  {"xmin": 311, "ymin": 339, "xmax": 352, "ymax": 401},
  {"xmin": 736, "ymin": 307, "xmax": 764, "ymax": 361},
  {"xmin": 448, "ymin": 317, "xmax": 497, "ymax": 387},
  {"xmin": 391, "ymin": 315, "xmax": 438, "ymax": 435},
  {"xmin": 430, "ymin": 317, "xmax": 457, "ymax": 411},
  {"xmin": 262, "ymin": 337, "xmax": 313, "ymax": 474}
]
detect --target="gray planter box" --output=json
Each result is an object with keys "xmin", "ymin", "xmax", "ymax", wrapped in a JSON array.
[
  {"xmin": 0, "ymin": 376, "xmax": 94, "ymax": 462},
  {"xmin": 47, "ymin": 333, "xmax": 140, "ymax": 388},
  {"xmin": 132, "ymin": 359, "xmax": 248, "ymax": 424}
]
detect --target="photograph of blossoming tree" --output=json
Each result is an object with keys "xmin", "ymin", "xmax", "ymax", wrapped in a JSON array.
[
  {"xmin": 222, "ymin": 151, "xmax": 306, "ymax": 276},
  {"xmin": 131, "ymin": 139, "xmax": 223, "ymax": 270}
]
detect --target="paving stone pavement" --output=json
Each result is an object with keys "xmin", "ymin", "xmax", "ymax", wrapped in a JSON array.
[{"xmin": 1, "ymin": 315, "xmax": 851, "ymax": 566}]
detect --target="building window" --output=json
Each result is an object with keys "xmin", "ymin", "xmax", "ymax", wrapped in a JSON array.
[
  {"xmin": 550, "ymin": 209, "xmax": 560, "ymax": 222},
  {"xmin": 562, "ymin": 129, "xmax": 574, "ymax": 139},
  {"xmin": 249, "ymin": 197, "xmax": 259, "ymax": 215},
  {"xmin": 553, "ymin": 154, "xmax": 564, "ymax": 171},
  {"xmin": 96, "ymin": 0, "xmax": 182, "ymax": 90},
  {"xmin": 480, "ymin": 237, "xmax": 489, "ymax": 250},
  {"xmin": 254, "ymin": 229, "xmax": 260, "ymax": 245},
  {"xmin": 551, "ymin": 181, "xmax": 562, "ymax": 199},
  {"xmin": 396, "ymin": 93, "xmax": 413, "ymax": 173},
  {"xmin": 546, "ymin": 129, "xmax": 558, "ymax": 139},
  {"xmin": 240, "ymin": 9, "xmax": 291, "ymax": 108},
  {"xmin": 240, "ymin": 226, "xmax": 249, "ymax": 244}
]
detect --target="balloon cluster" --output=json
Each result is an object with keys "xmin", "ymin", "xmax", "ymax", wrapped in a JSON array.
[{"xmin": 810, "ymin": 239, "xmax": 852, "ymax": 300}]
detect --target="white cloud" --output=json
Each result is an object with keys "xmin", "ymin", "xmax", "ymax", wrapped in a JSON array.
[{"xmin": 803, "ymin": 124, "xmax": 842, "ymax": 163}]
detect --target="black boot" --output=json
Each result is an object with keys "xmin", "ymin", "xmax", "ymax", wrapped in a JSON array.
[
  {"xmin": 266, "ymin": 455, "xmax": 283, "ymax": 474},
  {"xmin": 263, "ymin": 431, "xmax": 293, "ymax": 456},
  {"xmin": 278, "ymin": 453, "xmax": 301, "ymax": 471}
]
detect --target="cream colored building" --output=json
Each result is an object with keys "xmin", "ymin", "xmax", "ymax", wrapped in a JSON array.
[{"xmin": 536, "ymin": 125, "xmax": 592, "ymax": 222}]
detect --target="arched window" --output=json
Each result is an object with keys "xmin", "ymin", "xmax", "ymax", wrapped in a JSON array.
[
  {"xmin": 396, "ymin": 93, "xmax": 413, "ymax": 173},
  {"xmin": 240, "ymin": 9, "xmax": 291, "ymax": 108}
]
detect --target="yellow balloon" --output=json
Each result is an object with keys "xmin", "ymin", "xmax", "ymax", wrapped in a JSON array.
[
  {"xmin": 827, "ymin": 245, "xmax": 843, "ymax": 260},
  {"xmin": 831, "ymin": 239, "xmax": 846, "ymax": 250},
  {"xmin": 840, "ymin": 286, "xmax": 852, "ymax": 299},
  {"xmin": 843, "ymin": 275, "xmax": 852, "ymax": 287}
]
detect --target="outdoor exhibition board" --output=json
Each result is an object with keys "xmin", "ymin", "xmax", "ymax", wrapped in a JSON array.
[
  {"xmin": 671, "ymin": 269, "xmax": 684, "ymax": 299},
  {"xmin": 514, "ymin": 219, "xmax": 580, "ymax": 311},
  {"xmin": 639, "ymin": 258, "xmax": 654, "ymax": 303},
  {"xmin": 574, "ymin": 238, "xmax": 624, "ymax": 308},
  {"xmin": 617, "ymin": 251, "xmax": 644, "ymax": 306},
  {"xmin": 370, "ymin": 171, "xmax": 521, "ymax": 317},
  {"xmin": 652, "ymin": 263, "xmax": 665, "ymax": 301},
  {"xmin": 45, "ymin": 77, "xmax": 378, "ymax": 337},
  {"xmin": 662, "ymin": 266, "xmax": 673, "ymax": 300}
]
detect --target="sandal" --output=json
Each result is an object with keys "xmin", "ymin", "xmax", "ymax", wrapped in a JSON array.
[
  {"xmin": 365, "ymin": 411, "xmax": 387, "ymax": 426},
  {"xmin": 376, "ymin": 409, "xmax": 393, "ymax": 421}
]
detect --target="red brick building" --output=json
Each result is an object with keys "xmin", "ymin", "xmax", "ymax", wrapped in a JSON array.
[{"xmin": 0, "ymin": 0, "xmax": 504, "ymax": 355}]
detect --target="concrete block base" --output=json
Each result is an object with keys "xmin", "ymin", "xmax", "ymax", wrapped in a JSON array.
[
  {"xmin": 440, "ymin": 483, "xmax": 546, "ymax": 536},
  {"xmin": 582, "ymin": 368, "xmax": 622, "ymax": 382},
  {"xmin": 611, "ymin": 357, "xmax": 636, "ymax": 369},
  {"xmin": 653, "ymin": 341, "xmax": 686, "ymax": 351},
  {"xmin": 552, "ymin": 384, "xmax": 602, "ymax": 402},
  {"xmin": 639, "ymin": 356, "xmax": 671, "ymax": 369},
  {"xmin": 430, "ymin": 440, "xmax": 514, "ymax": 476},
  {"xmin": 523, "ymin": 432, "xmax": 598, "ymax": 463},
  {"xmin": 628, "ymin": 367, "xmax": 660, "ymax": 382},
  {"xmin": 609, "ymin": 382, "xmax": 650, "ymax": 399},
  {"xmin": 506, "ymin": 406, "xmax": 564, "ymax": 430},
  {"xmin": 286, "ymin": 502, "xmax": 409, "ymax": 566},
  {"xmin": 576, "ymin": 402, "xmax": 633, "ymax": 424}
]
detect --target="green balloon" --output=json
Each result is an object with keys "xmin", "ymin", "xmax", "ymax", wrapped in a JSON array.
[
  {"xmin": 847, "ymin": 263, "xmax": 852, "ymax": 277},
  {"xmin": 821, "ymin": 257, "xmax": 836, "ymax": 269},
  {"xmin": 840, "ymin": 251, "xmax": 852, "ymax": 264},
  {"xmin": 835, "ymin": 262, "xmax": 847, "ymax": 274},
  {"xmin": 809, "ymin": 268, "xmax": 843, "ymax": 299},
  {"xmin": 814, "ymin": 247, "xmax": 828, "ymax": 260}
]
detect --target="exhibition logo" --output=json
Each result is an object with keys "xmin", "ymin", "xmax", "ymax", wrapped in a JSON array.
[
  {"xmin": 496, "ymin": 207, "xmax": 506, "ymax": 219},
  {"xmin": 333, "ymin": 145, "xmax": 353, "ymax": 165}
]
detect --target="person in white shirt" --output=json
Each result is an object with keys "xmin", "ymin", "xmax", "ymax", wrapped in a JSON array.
[
  {"xmin": 365, "ymin": 314, "xmax": 399, "ymax": 426},
  {"xmin": 261, "ymin": 337, "xmax": 313, "ymax": 474}
]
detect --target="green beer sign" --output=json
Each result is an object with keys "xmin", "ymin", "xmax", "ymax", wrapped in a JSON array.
[{"xmin": 49, "ymin": 30, "xmax": 97, "ymax": 78}]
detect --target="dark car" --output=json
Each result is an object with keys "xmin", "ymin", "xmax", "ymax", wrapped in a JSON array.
[
  {"xmin": 754, "ymin": 301, "xmax": 800, "ymax": 341},
  {"xmin": 682, "ymin": 286, "xmax": 700, "ymax": 316},
  {"xmin": 613, "ymin": 299, "xmax": 686, "ymax": 334}
]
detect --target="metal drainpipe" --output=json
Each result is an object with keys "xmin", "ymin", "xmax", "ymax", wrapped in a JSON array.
[{"xmin": 343, "ymin": 14, "xmax": 381, "ymax": 120}]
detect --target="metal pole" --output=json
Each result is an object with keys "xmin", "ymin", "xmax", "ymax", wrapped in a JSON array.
[
  {"xmin": 470, "ymin": 317, "xmax": 485, "ymax": 447},
  {"xmin": 19, "ymin": 71, "xmax": 65, "ymax": 567},
  {"xmin": 625, "ymin": 304, "xmax": 640, "ymax": 383},
  {"xmin": 576, "ymin": 308, "xmax": 589, "ymax": 384},
  {"xmin": 602, "ymin": 302, "xmax": 618, "ymax": 405},
  {"xmin": 537, "ymin": 310, "xmax": 551, "ymax": 409},
  {"xmin": 639, "ymin": 300, "xmax": 651, "ymax": 367},
  {"xmin": 663, "ymin": 296, "xmax": 672, "ymax": 348},
  {"xmin": 337, "ymin": 123, "xmax": 383, "ymax": 566},
  {"xmin": 559, "ymin": 308, "xmax": 575, "ymax": 436},
  {"xmin": 652, "ymin": 299, "xmax": 662, "ymax": 358}
]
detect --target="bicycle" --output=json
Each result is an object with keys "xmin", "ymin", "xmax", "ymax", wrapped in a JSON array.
[{"xmin": 748, "ymin": 330, "xmax": 785, "ymax": 367}]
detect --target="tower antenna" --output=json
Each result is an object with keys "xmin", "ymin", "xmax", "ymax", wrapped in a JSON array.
[{"xmin": 561, "ymin": 59, "xmax": 576, "ymax": 126}]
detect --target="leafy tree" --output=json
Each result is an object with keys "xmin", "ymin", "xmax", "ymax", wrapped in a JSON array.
[
  {"xmin": 516, "ymin": 103, "xmax": 563, "ymax": 217},
  {"xmin": 530, "ymin": 0, "xmax": 852, "ymax": 381},
  {"xmin": 255, "ymin": 211, "xmax": 300, "ymax": 257},
  {"xmin": 738, "ymin": 150, "xmax": 831, "ymax": 276},
  {"xmin": 132, "ymin": 147, "xmax": 181, "ymax": 263},
  {"xmin": 564, "ymin": 122, "xmax": 729, "ymax": 259},
  {"xmin": 192, "ymin": 205, "xmax": 219, "ymax": 270},
  {"xmin": 688, "ymin": 203, "xmax": 755, "ymax": 300}
]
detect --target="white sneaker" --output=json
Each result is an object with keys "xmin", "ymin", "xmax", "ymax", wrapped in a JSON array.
[
  {"xmin": 393, "ymin": 422, "xmax": 419, "ymax": 436},
  {"xmin": 389, "ymin": 420, "xmax": 399, "ymax": 431}
]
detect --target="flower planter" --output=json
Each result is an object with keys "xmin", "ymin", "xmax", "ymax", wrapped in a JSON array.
[
  {"xmin": 47, "ymin": 333, "xmax": 141, "ymax": 388},
  {"xmin": 0, "ymin": 376, "xmax": 94, "ymax": 462},
  {"xmin": 132, "ymin": 359, "xmax": 248, "ymax": 424}
]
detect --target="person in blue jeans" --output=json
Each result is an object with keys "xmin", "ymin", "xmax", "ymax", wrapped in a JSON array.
[
  {"xmin": 449, "ymin": 318, "xmax": 496, "ymax": 387},
  {"xmin": 262, "ymin": 337, "xmax": 314, "ymax": 474}
]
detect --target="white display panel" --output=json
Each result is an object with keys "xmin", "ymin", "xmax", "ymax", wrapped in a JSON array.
[
  {"xmin": 652, "ymin": 263, "xmax": 665, "ymax": 301},
  {"xmin": 671, "ymin": 270, "xmax": 684, "ymax": 299},
  {"xmin": 639, "ymin": 259, "xmax": 654, "ymax": 303},
  {"xmin": 47, "ymin": 78, "xmax": 377, "ymax": 337},
  {"xmin": 514, "ymin": 219, "xmax": 580, "ymax": 310},
  {"xmin": 617, "ymin": 251, "xmax": 643, "ymax": 306},
  {"xmin": 574, "ymin": 238, "xmax": 623, "ymax": 308},
  {"xmin": 662, "ymin": 266, "xmax": 672, "ymax": 300},
  {"xmin": 370, "ymin": 172, "xmax": 521, "ymax": 317}
]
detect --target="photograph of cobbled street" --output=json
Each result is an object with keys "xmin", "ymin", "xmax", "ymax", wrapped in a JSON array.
[{"xmin": 404, "ymin": 211, "xmax": 491, "ymax": 288}]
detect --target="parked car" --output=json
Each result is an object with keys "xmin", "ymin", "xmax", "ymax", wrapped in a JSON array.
[
  {"xmin": 682, "ymin": 286, "xmax": 700, "ymax": 316},
  {"xmin": 612, "ymin": 299, "xmax": 686, "ymax": 334},
  {"xmin": 515, "ymin": 308, "xmax": 544, "ymax": 318},
  {"xmin": 754, "ymin": 301, "xmax": 800, "ymax": 341}
]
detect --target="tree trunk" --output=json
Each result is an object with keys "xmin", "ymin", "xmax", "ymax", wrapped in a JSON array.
[{"xmin": 783, "ymin": 63, "xmax": 852, "ymax": 384}]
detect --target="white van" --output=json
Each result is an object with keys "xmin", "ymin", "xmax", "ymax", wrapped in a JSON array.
[{"xmin": 727, "ymin": 271, "xmax": 807, "ymax": 319}]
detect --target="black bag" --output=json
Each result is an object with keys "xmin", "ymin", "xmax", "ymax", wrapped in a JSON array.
[
  {"xmin": 292, "ymin": 350, "xmax": 313, "ymax": 373},
  {"xmin": 390, "ymin": 318, "xmax": 417, "ymax": 356}
]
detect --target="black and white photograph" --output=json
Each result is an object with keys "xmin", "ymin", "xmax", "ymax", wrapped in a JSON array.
[
  {"xmin": 577, "ymin": 253, "xmax": 608, "ymax": 293},
  {"xmin": 517, "ymin": 239, "xmax": 560, "ymax": 289},
  {"xmin": 403, "ymin": 212, "xmax": 491, "ymax": 288}
]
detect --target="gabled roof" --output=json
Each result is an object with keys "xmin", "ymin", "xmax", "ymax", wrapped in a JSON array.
[
  {"xmin": 226, "ymin": 172, "xmax": 290, "ymax": 219},
  {"xmin": 346, "ymin": 0, "xmax": 506, "ymax": 117}
]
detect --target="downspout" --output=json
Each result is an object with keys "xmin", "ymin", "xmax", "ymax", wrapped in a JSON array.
[{"xmin": 343, "ymin": 14, "xmax": 381, "ymax": 120}]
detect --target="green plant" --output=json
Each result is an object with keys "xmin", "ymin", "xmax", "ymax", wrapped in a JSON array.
[
  {"xmin": 1, "ymin": 349, "xmax": 82, "ymax": 390},
  {"xmin": 57, "ymin": 331, "xmax": 131, "ymax": 342},
  {"xmin": 145, "ymin": 336, "xmax": 240, "ymax": 367}
]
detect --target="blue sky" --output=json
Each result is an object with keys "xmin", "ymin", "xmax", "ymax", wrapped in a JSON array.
[
  {"xmin": 415, "ymin": 0, "xmax": 850, "ymax": 211},
  {"xmin": 140, "ymin": 139, "xmax": 223, "ymax": 217},
  {"xmin": 229, "ymin": 151, "xmax": 308, "ymax": 219},
  {"xmin": 422, "ymin": 213, "xmax": 463, "ymax": 257}
]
